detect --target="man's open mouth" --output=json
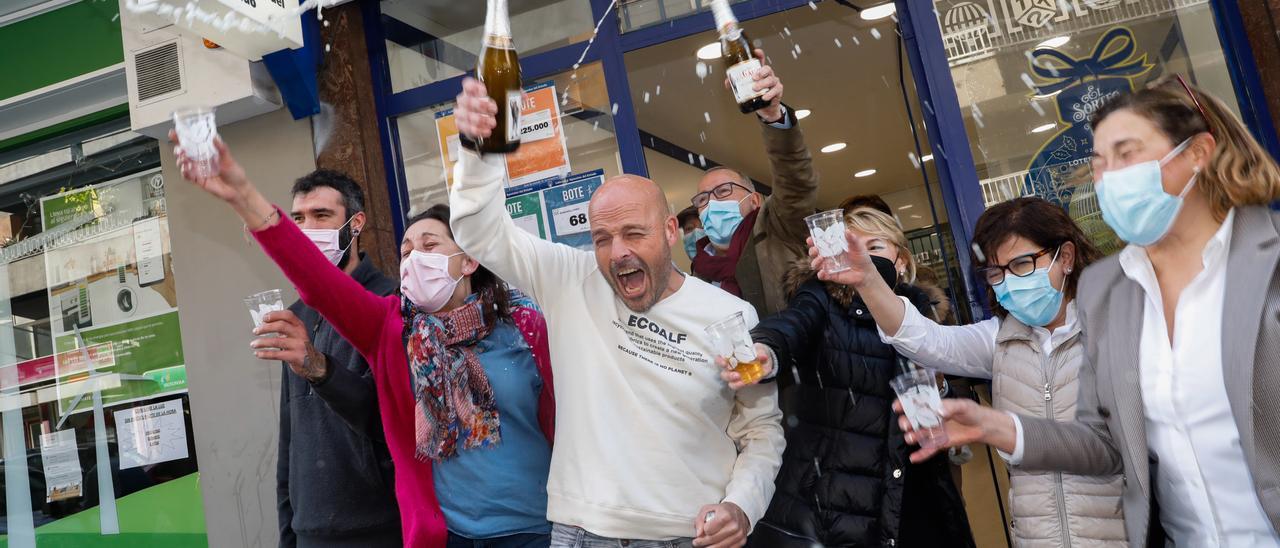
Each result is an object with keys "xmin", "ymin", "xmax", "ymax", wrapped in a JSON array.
[{"xmin": 616, "ymin": 266, "xmax": 648, "ymax": 298}]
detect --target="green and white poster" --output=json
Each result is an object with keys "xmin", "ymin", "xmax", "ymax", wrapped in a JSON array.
[
  {"xmin": 506, "ymin": 193, "xmax": 547, "ymax": 239},
  {"xmin": 39, "ymin": 169, "xmax": 187, "ymax": 414}
]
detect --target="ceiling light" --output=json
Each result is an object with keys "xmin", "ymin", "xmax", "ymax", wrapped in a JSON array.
[
  {"xmin": 897, "ymin": 204, "xmax": 914, "ymax": 210},
  {"xmin": 860, "ymin": 3, "xmax": 896, "ymax": 20},
  {"xmin": 1032, "ymin": 123, "xmax": 1057, "ymax": 134},
  {"xmin": 855, "ymin": 169, "xmax": 877, "ymax": 178},
  {"xmin": 921, "ymin": 154, "xmax": 933, "ymax": 162},
  {"xmin": 1036, "ymin": 36, "xmax": 1070, "ymax": 50},
  {"xmin": 821, "ymin": 142, "xmax": 847, "ymax": 153},
  {"xmin": 696, "ymin": 42, "xmax": 721, "ymax": 60},
  {"xmin": 795, "ymin": 109, "xmax": 812, "ymax": 120}
]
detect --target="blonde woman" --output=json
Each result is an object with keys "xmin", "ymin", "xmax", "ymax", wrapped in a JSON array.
[
  {"xmin": 890, "ymin": 77, "xmax": 1280, "ymax": 546},
  {"xmin": 743, "ymin": 208, "xmax": 975, "ymax": 548}
]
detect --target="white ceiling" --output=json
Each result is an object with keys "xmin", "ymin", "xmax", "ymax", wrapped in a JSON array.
[{"xmin": 623, "ymin": 0, "xmax": 952, "ymax": 231}]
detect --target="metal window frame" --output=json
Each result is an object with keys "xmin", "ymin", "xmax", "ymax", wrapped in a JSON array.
[{"xmin": 361, "ymin": 0, "xmax": 1277, "ymax": 282}]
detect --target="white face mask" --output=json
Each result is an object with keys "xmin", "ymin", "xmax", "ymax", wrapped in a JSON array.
[
  {"xmin": 400, "ymin": 250, "xmax": 464, "ymax": 313},
  {"xmin": 301, "ymin": 215, "xmax": 356, "ymax": 266}
]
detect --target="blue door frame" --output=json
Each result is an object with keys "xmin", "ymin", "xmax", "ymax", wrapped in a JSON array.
[{"xmin": 361, "ymin": 0, "xmax": 1278, "ymax": 313}]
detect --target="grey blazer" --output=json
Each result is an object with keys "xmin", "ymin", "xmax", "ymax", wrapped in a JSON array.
[{"xmin": 1018, "ymin": 205, "xmax": 1280, "ymax": 547}]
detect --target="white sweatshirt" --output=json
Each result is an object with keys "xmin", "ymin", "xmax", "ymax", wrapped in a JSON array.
[{"xmin": 449, "ymin": 150, "xmax": 785, "ymax": 540}]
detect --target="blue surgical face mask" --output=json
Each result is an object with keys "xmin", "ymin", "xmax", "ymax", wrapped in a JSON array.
[
  {"xmin": 683, "ymin": 228, "xmax": 705, "ymax": 260},
  {"xmin": 700, "ymin": 195, "xmax": 750, "ymax": 248},
  {"xmin": 1096, "ymin": 137, "xmax": 1199, "ymax": 246},
  {"xmin": 992, "ymin": 248, "xmax": 1065, "ymax": 328}
]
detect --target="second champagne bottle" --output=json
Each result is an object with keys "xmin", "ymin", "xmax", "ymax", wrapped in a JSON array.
[{"xmin": 711, "ymin": 0, "xmax": 770, "ymax": 114}]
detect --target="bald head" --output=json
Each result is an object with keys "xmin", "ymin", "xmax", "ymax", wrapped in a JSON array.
[
  {"xmin": 588, "ymin": 174, "xmax": 682, "ymax": 312},
  {"xmin": 591, "ymin": 175, "xmax": 670, "ymax": 221}
]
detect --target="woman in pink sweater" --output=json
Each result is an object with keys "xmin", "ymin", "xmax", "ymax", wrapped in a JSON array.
[{"xmin": 176, "ymin": 138, "xmax": 555, "ymax": 548}]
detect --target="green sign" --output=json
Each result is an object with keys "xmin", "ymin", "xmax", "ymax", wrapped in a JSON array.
[
  {"xmin": 53, "ymin": 311, "xmax": 186, "ymax": 412},
  {"xmin": 506, "ymin": 193, "xmax": 547, "ymax": 239},
  {"xmin": 41, "ymin": 174, "xmax": 151, "ymax": 231}
]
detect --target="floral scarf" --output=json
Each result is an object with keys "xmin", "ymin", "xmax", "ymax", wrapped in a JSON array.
[{"xmin": 403, "ymin": 292, "xmax": 500, "ymax": 461}]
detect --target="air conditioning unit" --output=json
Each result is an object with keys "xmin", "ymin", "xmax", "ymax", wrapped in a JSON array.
[{"xmin": 119, "ymin": 0, "xmax": 283, "ymax": 140}]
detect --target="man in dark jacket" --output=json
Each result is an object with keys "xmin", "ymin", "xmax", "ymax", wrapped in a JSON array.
[
  {"xmin": 256, "ymin": 170, "xmax": 401, "ymax": 547},
  {"xmin": 690, "ymin": 49, "xmax": 819, "ymax": 318}
]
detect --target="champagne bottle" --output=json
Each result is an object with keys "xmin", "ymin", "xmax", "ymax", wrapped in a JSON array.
[
  {"xmin": 711, "ymin": 0, "xmax": 770, "ymax": 114},
  {"xmin": 476, "ymin": 0, "xmax": 522, "ymax": 153}
]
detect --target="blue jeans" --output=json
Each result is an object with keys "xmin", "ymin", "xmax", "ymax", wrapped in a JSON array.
[
  {"xmin": 447, "ymin": 531, "xmax": 551, "ymax": 548},
  {"xmin": 549, "ymin": 524, "xmax": 694, "ymax": 548}
]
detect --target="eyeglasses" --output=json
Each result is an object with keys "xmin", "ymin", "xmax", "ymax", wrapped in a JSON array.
[
  {"xmin": 691, "ymin": 181, "xmax": 753, "ymax": 209},
  {"xmin": 1171, "ymin": 74, "xmax": 1214, "ymax": 137},
  {"xmin": 977, "ymin": 246, "xmax": 1058, "ymax": 286}
]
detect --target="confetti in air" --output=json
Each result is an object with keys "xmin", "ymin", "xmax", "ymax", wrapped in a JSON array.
[
  {"xmin": 870, "ymin": 28, "xmax": 882, "ymax": 40},
  {"xmin": 852, "ymin": 35, "xmax": 861, "ymax": 45},
  {"xmin": 784, "ymin": 26, "xmax": 792, "ymax": 36},
  {"xmin": 644, "ymin": 92, "xmax": 650, "ymax": 103},
  {"xmin": 655, "ymin": 85, "xmax": 662, "ymax": 96},
  {"xmin": 704, "ymin": 112, "xmax": 711, "ymax": 124},
  {"xmin": 696, "ymin": 61, "xmax": 709, "ymax": 83},
  {"xmin": 1020, "ymin": 72, "xmax": 1037, "ymax": 90},
  {"xmin": 834, "ymin": 38, "xmax": 843, "ymax": 48},
  {"xmin": 699, "ymin": 155, "xmax": 707, "ymax": 167},
  {"xmin": 612, "ymin": 103, "xmax": 619, "ymax": 115},
  {"xmin": 809, "ymin": 1, "xmax": 818, "ymax": 8},
  {"xmin": 1030, "ymin": 100, "xmax": 1046, "ymax": 116},
  {"xmin": 908, "ymin": 152, "xmax": 920, "ymax": 169}
]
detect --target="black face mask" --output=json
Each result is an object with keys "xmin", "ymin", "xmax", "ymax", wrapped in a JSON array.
[{"xmin": 871, "ymin": 255, "xmax": 900, "ymax": 289}]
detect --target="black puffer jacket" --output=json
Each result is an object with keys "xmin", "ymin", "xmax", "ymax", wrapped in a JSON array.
[{"xmin": 746, "ymin": 260, "xmax": 975, "ymax": 548}]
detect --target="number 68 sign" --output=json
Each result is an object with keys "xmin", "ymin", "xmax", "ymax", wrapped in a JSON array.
[{"xmin": 542, "ymin": 171, "xmax": 604, "ymax": 249}]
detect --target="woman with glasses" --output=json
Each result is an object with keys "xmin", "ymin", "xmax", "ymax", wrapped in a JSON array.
[
  {"xmin": 887, "ymin": 77, "xmax": 1280, "ymax": 546},
  {"xmin": 810, "ymin": 196, "xmax": 1125, "ymax": 547}
]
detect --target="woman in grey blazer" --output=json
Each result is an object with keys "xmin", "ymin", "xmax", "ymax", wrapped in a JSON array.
[{"xmin": 887, "ymin": 77, "xmax": 1280, "ymax": 547}]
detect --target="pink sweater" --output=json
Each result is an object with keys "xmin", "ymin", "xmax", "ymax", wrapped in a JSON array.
[{"xmin": 253, "ymin": 212, "xmax": 554, "ymax": 548}]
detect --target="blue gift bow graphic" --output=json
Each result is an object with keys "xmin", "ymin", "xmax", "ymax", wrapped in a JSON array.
[{"xmin": 1030, "ymin": 27, "xmax": 1152, "ymax": 95}]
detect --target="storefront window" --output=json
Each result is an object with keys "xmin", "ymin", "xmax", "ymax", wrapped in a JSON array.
[
  {"xmin": 623, "ymin": 0, "xmax": 974, "ymax": 319},
  {"xmin": 0, "ymin": 126, "xmax": 204, "ymax": 546},
  {"xmin": 380, "ymin": 0, "xmax": 599, "ymax": 93},
  {"xmin": 932, "ymin": 0, "xmax": 1242, "ymax": 254},
  {"xmin": 392, "ymin": 61, "xmax": 624, "ymax": 215}
]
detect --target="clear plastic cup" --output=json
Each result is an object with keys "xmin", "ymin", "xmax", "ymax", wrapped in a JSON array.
[
  {"xmin": 805, "ymin": 209, "xmax": 852, "ymax": 273},
  {"xmin": 705, "ymin": 311, "xmax": 766, "ymax": 385},
  {"xmin": 244, "ymin": 289, "xmax": 284, "ymax": 330},
  {"xmin": 173, "ymin": 107, "xmax": 220, "ymax": 179},
  {"xmin": 891, "ymin": 367, "xmax": 950, "ymax": 449},
  {"xmin": 245, "ymin": 289, "xmax": 284, "ymax": 351}
]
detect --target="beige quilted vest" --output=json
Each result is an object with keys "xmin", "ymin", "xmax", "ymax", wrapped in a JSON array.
[{"xmin": 992, "ymin": 315, "xmax": 1127, "ymax": 548}]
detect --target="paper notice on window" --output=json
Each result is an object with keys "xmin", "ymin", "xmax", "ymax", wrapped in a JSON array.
[
  {"xmin": 542, "ymin": 170, "xmax": 605, "ymax": 249},
  {"xmin": 133, "ymin": 217, "xmax": 164, "ymax": 286},
  {"xmin": 505, "ymin": 81, "xmax": 572, "ymax": 191},
  {"xmin": 436, "ymin": 109, "xmax": 461, "ymax": 188},
  {"xmin": 505, "ymin": 192, "xmax": 547, "ymax": 239},
  {"xmin": 40, "ymin": 429, "xmax": 83, "ymax": 502},
  {"xmin": 114, "ymin": 399, "xmax": 189, "ymax": 469}
]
